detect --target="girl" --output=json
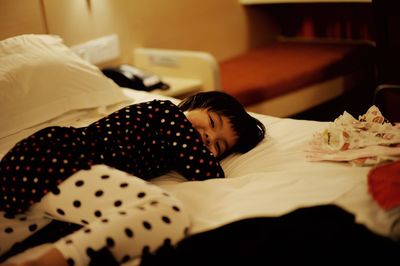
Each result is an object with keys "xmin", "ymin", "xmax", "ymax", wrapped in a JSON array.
[{"xmin": 0, "ymin": 91, "xmax": 265, "ymax": 265}]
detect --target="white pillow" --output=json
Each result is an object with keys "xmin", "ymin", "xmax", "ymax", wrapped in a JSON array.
[{"xmin": 0, "ymin": 34, "xmax": 131, "ymax": 138}]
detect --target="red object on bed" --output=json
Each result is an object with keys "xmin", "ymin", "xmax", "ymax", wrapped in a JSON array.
[
  {"xmin": 368, "ymin": 160, "xmax": 400, "ymax": 211},
  {"xmin": 219, "ymin": 40, "xmax": 375, "ymax": 106}
]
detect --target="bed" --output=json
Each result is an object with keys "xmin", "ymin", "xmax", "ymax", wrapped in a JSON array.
[
  {"xmin": 1, "ymin": 34, "xmax": 399, "ymax": 265},
  {"xmin": 219, "ymin": 39, "xmax": 376, "ymax": 118}
]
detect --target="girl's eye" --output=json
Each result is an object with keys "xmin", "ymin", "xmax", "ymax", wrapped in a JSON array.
[{"xmin": 209, "ymin": 114, "xmax": 215, "ymax": 128}]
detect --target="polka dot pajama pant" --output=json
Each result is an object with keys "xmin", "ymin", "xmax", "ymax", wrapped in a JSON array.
[{"xmin": 0, "ymin": 165, "xmax": 190, "ymax": 265}]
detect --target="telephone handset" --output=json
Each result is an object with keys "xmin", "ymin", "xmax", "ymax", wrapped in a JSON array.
[{"xmin": 102, "ymin": 64, "xmax": 169, "ymax": 92}]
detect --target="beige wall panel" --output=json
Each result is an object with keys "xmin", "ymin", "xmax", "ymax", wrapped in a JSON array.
[
  {"xmin": 43, "ymin": 0, "xmax": 279, "ymax": 65},
  {"xmin": 0, "ymin": 0, "xmax": 47, "ymax": 40}
]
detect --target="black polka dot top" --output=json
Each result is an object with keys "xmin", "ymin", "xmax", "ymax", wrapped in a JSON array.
[{"xmin": 0, "ymin": 100, "xmax": 224, "ymax": 214}]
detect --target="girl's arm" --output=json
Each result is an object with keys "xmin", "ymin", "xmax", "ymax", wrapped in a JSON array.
[{"xmin": 1, "ymin": 247, "xmax": 67, "ymax": 266}]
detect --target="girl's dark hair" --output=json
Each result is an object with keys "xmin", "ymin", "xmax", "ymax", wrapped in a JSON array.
[{"xmin": 179, "ymin": 91, "xmax": 266, "ymax": 158}]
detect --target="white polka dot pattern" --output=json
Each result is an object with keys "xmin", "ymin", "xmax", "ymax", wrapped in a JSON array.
[
  {"xmin": 0, "ymin": 100, "xmax": 224, "ymax": 215},
  {"xmin": 0, "ymin": 165, "xmax": 190, "ymax": 265}
]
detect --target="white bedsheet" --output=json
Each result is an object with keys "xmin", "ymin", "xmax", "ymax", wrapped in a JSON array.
[
  {"xmin": 0, "ymin": 88, "xmax": 396, "ymax": 242},
  {"xmin": 153, "ymin": 113, "xmax": 397, "ymax": 237}
]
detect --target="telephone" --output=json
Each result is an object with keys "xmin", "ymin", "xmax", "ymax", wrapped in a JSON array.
[{"xmin": 102, "ymin": 64, "xmax": 169, "ymax": 92}]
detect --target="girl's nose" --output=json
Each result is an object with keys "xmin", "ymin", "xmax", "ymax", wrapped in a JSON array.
[
  {"xmin": 204, "ymin": 133, "xmax": 210, "ymax": 145},
  {"xmin": 205, "ymin": 131, "xmax": 216, "ymax": 145}
]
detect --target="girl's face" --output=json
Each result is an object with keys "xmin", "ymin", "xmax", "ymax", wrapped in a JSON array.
[{"xmin": 185, "ymin": 108, "xmax": 237, "ymax": 158}]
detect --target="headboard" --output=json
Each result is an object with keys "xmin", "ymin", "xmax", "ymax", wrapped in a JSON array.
[{"xmin": 0, "ymin": 0, "xmax": 47, "ymax": 40}]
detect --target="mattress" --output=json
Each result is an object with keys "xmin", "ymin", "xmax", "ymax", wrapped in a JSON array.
[{"xmin": 1, "ymin": 88, "xmax": 396, "ymax": 238}]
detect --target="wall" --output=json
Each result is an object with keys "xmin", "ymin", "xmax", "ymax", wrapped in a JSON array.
[
  {"xmin": 0, "ymin": 0, "xmax": 47, "ymax": 40},
  {"xmin": 41, "ymin": 0, "xmax": 279, "ymax": 65},
  {"xmin": 0, "ymin": 0, "xmax": 279, "ymax": 65}
]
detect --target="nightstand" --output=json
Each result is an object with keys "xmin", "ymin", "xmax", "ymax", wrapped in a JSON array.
[
  {"xmin": 133, "ymin": 47, "xmax": 221, "ymax": 98},
  {"xmin": 152, "ymin": 76, "xmax": 203, "ymax": 98}
]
